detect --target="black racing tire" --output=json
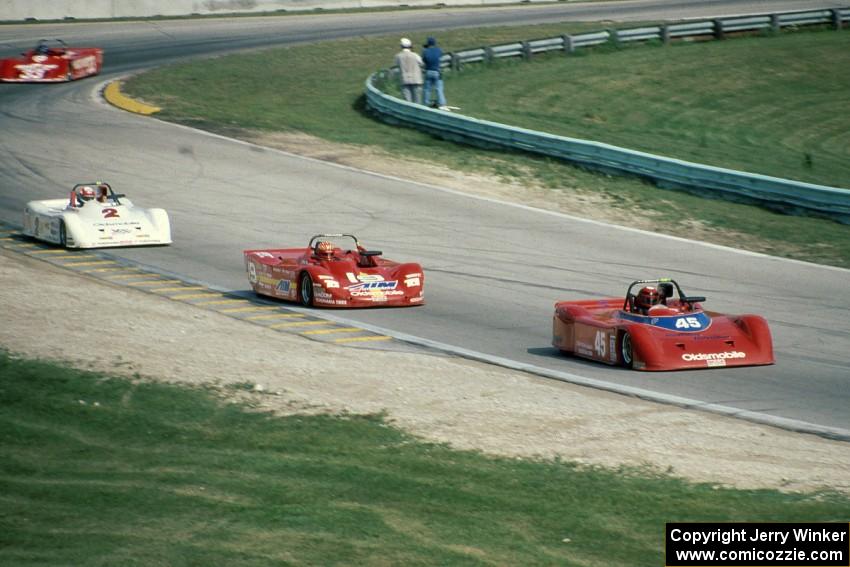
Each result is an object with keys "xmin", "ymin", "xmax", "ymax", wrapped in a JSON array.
[
  {"xmin": 619, "ymin": 331, "xmax": 634, "ymax": 369},
  {"xmin": 59, "ymin": 221, "xmax": 67, "ymax": 248},
  {"xmin": 299, "ymin": 272, "xmax": 314, "ymax": 307}
]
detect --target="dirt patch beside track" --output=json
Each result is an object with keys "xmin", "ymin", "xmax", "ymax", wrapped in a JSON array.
[{"xmin": 3, "ymin": 246, "xmax": 849, "ymax": 494}]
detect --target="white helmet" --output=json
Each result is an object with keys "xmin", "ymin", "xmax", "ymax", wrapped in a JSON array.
[
  {"xmin": 78, "ymin": 186, "xmax": 95, "ymax": 201},
  {"xmin": 400, "ymin": 37, "xmax": 412, "ymax": 48}
]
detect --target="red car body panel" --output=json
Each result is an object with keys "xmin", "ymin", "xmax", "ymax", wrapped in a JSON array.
[
  {"xmin": 552, "ymin": 280, "xmax": 774, "ymax": 371},
  {"xmin": 0, "ymin": 46, "xmax": 102, "ymax": 82},
  {"xmin": 244, "ymin": 235, "xmax": 424, "ymax": 308}
]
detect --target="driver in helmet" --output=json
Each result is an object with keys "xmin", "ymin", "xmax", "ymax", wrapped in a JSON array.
[
  {"xmin": 77, "ymin": 185, "xmax": 96, "ymax": 206},
  {"xmin": 96, "ymin": 184, "xmax": 110, "ymax": 203},
  {"xmin": 634, "ymin": 285, "xmax": 662, "ymax": 315},
  {"xmin": 314, "ymin": 240, "xmax": 336, "ymax": 259}
]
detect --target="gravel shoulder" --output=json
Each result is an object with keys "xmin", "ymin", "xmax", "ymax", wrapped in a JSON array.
[{"xmin": 3, "ymin": 246, "xmax": 849, "ymax": 494}]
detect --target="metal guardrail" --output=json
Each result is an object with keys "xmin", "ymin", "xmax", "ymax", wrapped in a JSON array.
[{"xmin": 366, "ymin": 7, "xmax": 850, "ymax": 224}]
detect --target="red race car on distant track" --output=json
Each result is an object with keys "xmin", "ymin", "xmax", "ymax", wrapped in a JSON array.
[
  {"xmin": 552, "ymin": 278, "xmax": 774, "ymax": 371},
  {"xmin": 244, "ymin": 234, "xmax": 424, "ymax": 308},
  {"xmin": 0, "ymin": 39, "xmax": 102, "ymax": 83}
]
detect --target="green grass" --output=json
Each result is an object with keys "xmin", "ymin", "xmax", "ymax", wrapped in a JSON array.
[
  {"xmin": 449, "ymin": 30, "xmax": 850, "ymax": 189},
  {"xmin": 124, "ymin": 25, "xmax": 850, "ymax": 269},
  {"xmin": 2, "ymin": 352, "xmax": 849, "ymax": 566}
]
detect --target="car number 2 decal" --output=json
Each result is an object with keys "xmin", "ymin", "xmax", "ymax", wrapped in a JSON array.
[{"xmin": 101, "ymin": 208, "xmax": 119, "ymax": 218}]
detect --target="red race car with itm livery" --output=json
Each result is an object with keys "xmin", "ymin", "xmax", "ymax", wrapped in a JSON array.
[
  {"xmin": 1, "ymin": 39, "xmax": 102, "ymax": 82},
  {"xmin": 244, "ymin": 234, "xmax": 424, "ymax": 308},
  {"xmin": 552, "ymin": 278, "xmax": 774, "ymax": 371}
]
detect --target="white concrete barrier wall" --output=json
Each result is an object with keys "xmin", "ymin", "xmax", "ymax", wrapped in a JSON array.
[{"xmin": 0, "ymin": 0, "xmax": 524, "ymax": 20}]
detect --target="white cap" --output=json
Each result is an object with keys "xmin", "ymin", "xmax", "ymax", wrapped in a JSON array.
[{"xmin": 400, "ymin": 37, "xmax": 412, "ymax": 48}]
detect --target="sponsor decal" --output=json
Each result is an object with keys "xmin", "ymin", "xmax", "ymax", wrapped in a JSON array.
[
  {"xmin": 405, "ymin": 276, "xmax": 421, "ymax": 287},
  {"xmin": 609, "ymin": 334, "xmax": 617, "ymax": 363},
  {"xmin": 681, "ymin": 351, "xmax": 746, "ymax": 362},
  {"xmin": 347, "ymin": 280, "xmax": 398, "ymax": 292},
  {"xmin": 409, "ymin": 296, "xmax": 424, "ymax": 303},
  {"xmin": 93, "ymin": 221, "xmax": 138, "ymax": 227},
  {"xmin": 576, "ymin": 340, "xmax": 594, "ymax": 357},
  {"xmin": 111, "ymin": 228, "xmax": 132, "ymax": 234},
  {"xmin": 351, "ymin": 290, "xmax": 403, "ymax": 298},
  {"xmin": 71, "ymin": 55, "xmax": 96, "ymax": 73},
  {"xmin": 14, "ymin": 62, "xmax": 58, "ymax": 80},
  {"xmin": 275, "ymin": 280, "xmax": 291, "ymax": 293},
  {"xmin": 254, "ymin": 251, "xmax": 275, "ymax": 258}
]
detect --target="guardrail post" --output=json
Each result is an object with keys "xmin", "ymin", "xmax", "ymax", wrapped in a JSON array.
[
  {"xmin": 521, "ymin": 41, "xmax": 531, "ymax": 60},
  {"xmin": 609, "ymin": 28, "xmax": 620, "ymax": 48},
  {"xmin": 831, "ymin": 9, "xmax": 842, "ymax": 30},
  {"xmin": 661, "ymin": 25, "xmax": 670, "ymax": 45},
  {"xmin": 770, "ymin": 14, "xmax": 780, "ymax": 33},
  {"xmin": 484, "ymin": 46, "xmax": 494, "ymax": 63},
  {"xmin": 451, "ymin": 52, "xmax": 460, "ymax": 71},
  {"xmin": 562, "ymin": 34, "xmax": 575, "ymax": 54},
  {"xmin": 713, "ymin": 19, "xmax": 725, "ymax": 40}
]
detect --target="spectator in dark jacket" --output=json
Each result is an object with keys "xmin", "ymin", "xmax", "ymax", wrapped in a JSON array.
[{"xmin": 422, "ymin": 36, "xmax": 449, "ymax": 110}]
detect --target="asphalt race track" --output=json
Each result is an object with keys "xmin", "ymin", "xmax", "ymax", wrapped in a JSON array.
[{"xmin": 1, "ymin": 0, "xmax": 848, "ymax": 438}]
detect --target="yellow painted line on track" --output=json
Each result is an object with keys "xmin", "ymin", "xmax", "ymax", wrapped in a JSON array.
[
  {"xmin": 268, "ymin": 320, "xmax": 329, "ymax": 329},
  {"xmin": 152, "ymin": 286, "xmax": 207, "ymax": 293},
  {"xmin": 104, "ymin": 81, "xmax": 161, "ymax": 115},
  {"xmin": 127, "ymin": 279, "xmax": 182, "ymax": 287},
  {"xmin": 301, "ymin": 327, "xmax": 363, "ymax": 336},
  {"xmin": 220, "ymin": 306, "xmax": 281, "ymax": 314},
  {"xmin": 85, "ymin": 267, "xmax": 133, "ymax": 273},
  {"xmin": 195, "ymin": 299, "xmax": 250, "ymax": 306},
  {"xmin": 30, "ymin": 249, "xmax": 71, "ymax": 255},
  {"xmin": 58, "ymin": 260, "xmax": 116, "ymax": 267},
  {"xmin": 244, "ymin": 313, "xmax": 304, "ymax": 321},
  {"xmin": 332, "ymin": 335, "xmax": 392, "ymax": 343},
  {"xmin": 169, "ymin": 293, "xmax": 221, "ymax": 300},
  {"xmin": 102, "ymin": 271, "xmax": 149, "ymax": 278}
]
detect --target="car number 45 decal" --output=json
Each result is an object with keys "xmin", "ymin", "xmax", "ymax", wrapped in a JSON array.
[
  {"xmin": 675, "ymin": 316, "xmax": 702, "ymax": 329},
  {"xmin": 594, "ymin": 330, "xmax": 606, "ymax": 357}
]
